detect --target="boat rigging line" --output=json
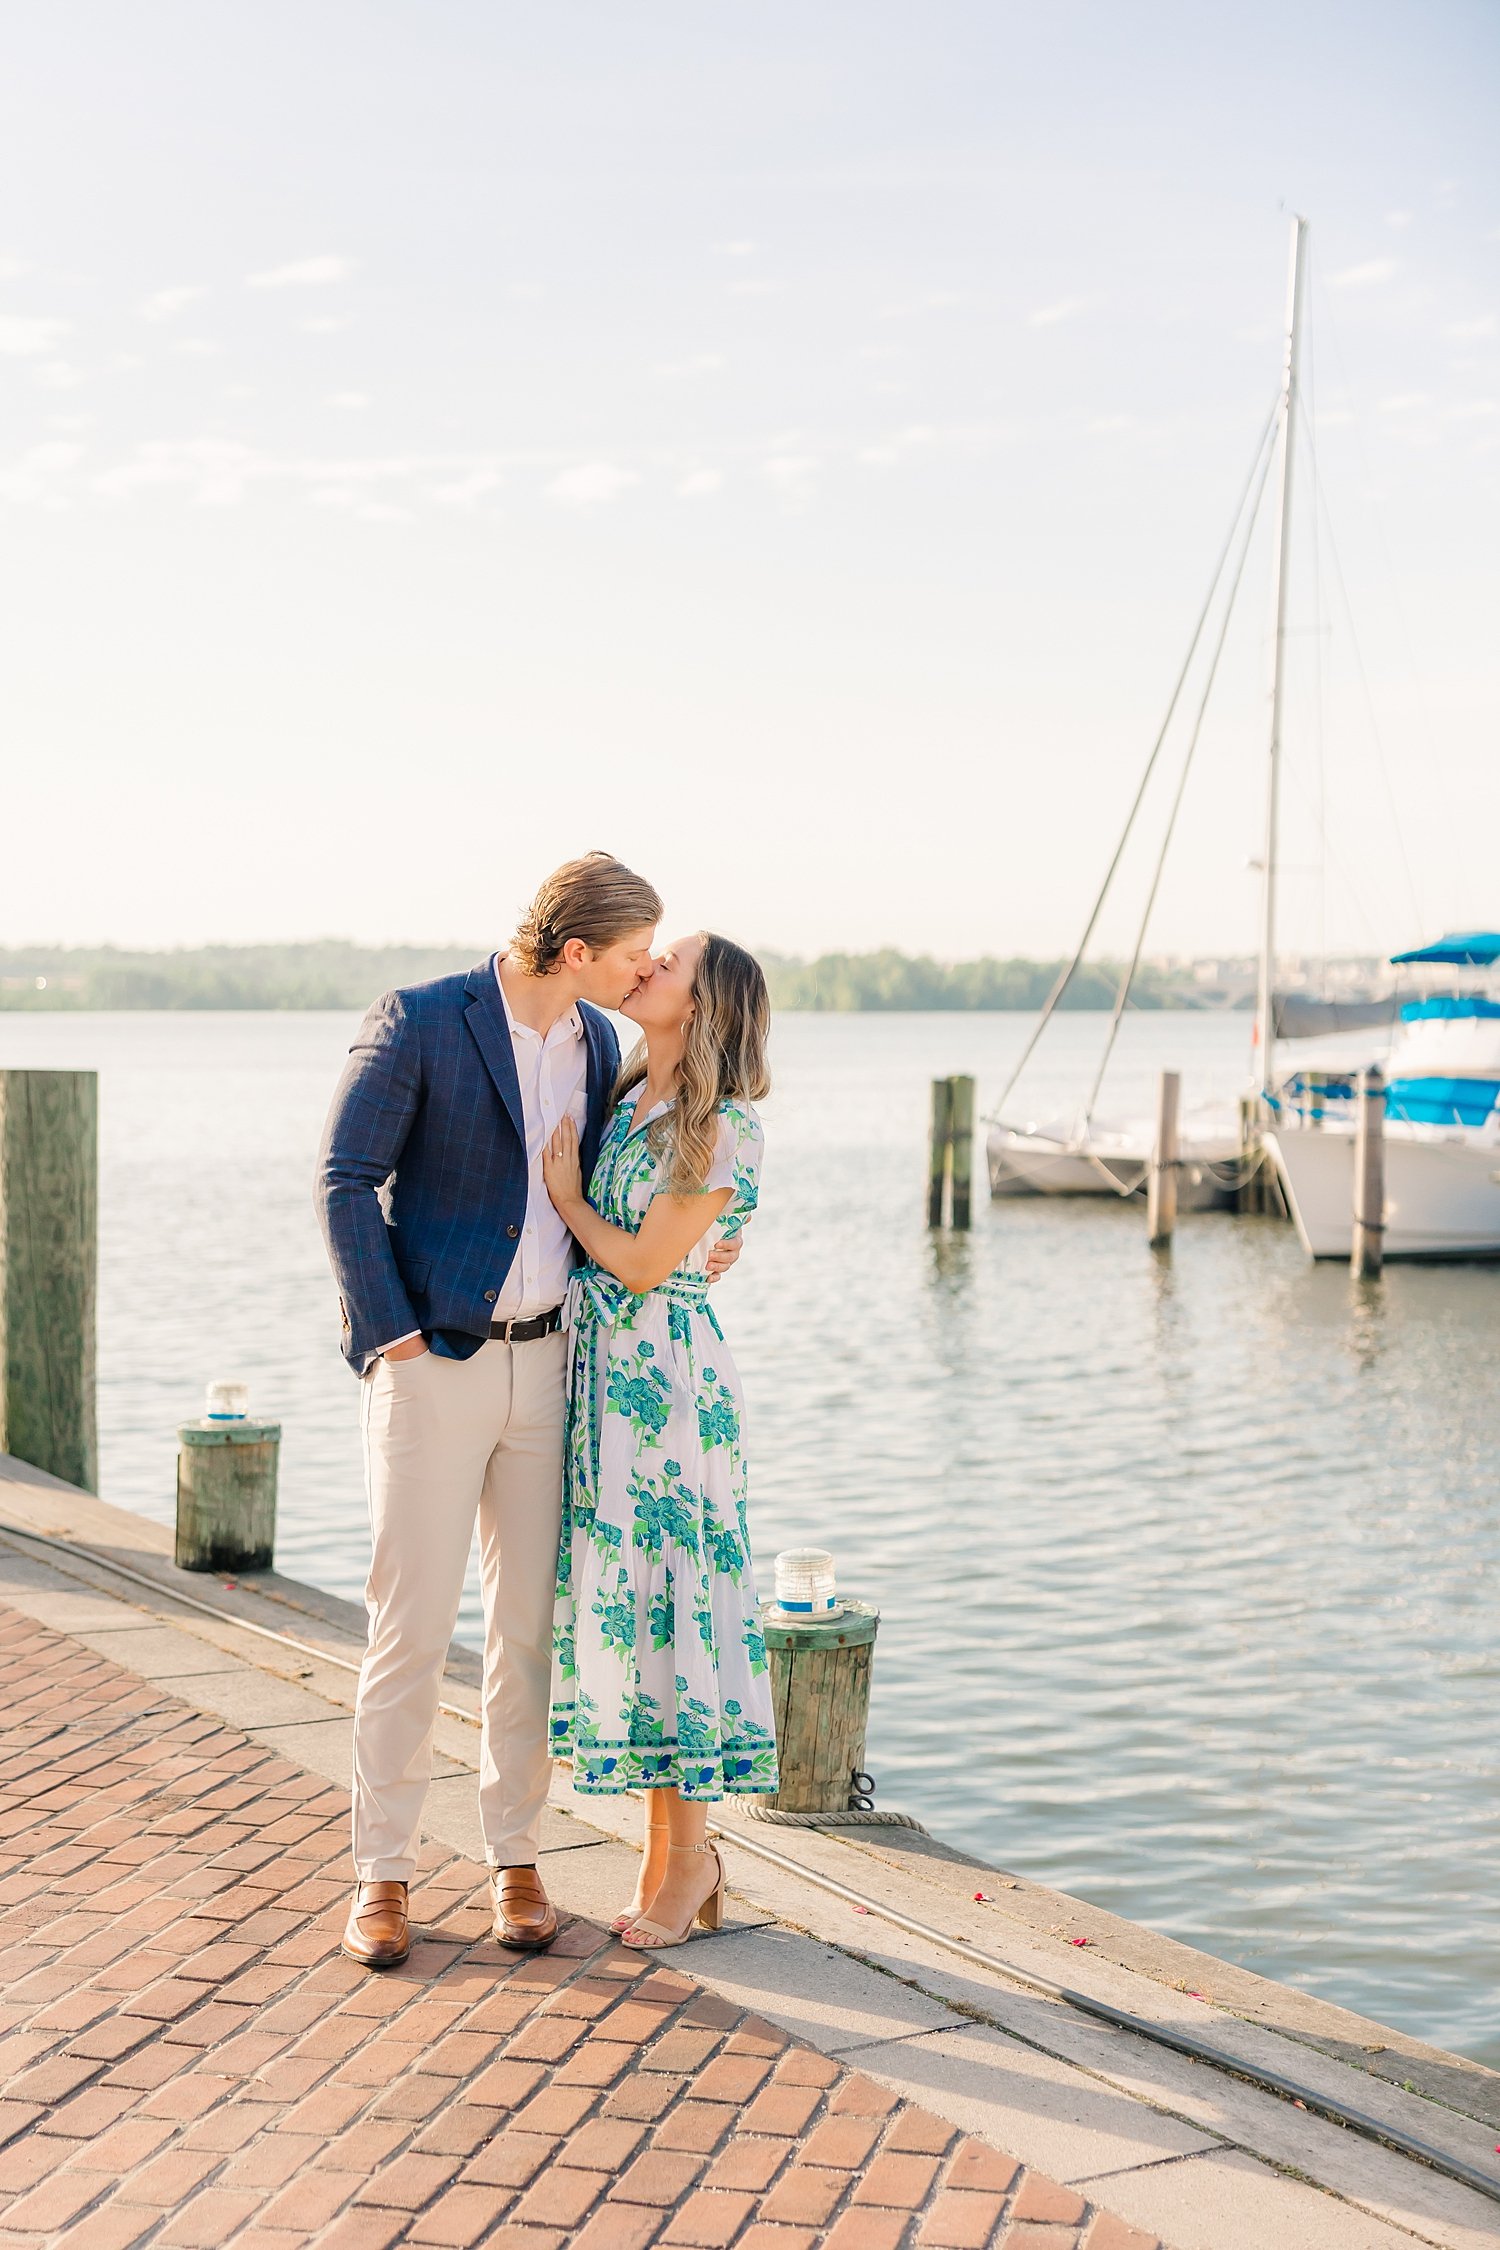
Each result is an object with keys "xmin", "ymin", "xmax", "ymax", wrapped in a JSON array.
[
  {"xmin": 984, "ymin": 388, "xmax": 1282, "ymax": 1129},
  {"xmin": 1079, "ymin": 407, "xmax": 1282, "ymax": 1133},
  {"xmin": 3, "ymin": 1512, "xmax": 1497, "ymax": 2212}
]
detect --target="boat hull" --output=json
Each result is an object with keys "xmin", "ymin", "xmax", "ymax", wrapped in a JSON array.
[
  {"xmin": 988, "ymin": 1129, "xmax": 1238, "ymax": 1210},
  {"xmin": 1267, "ymin": 1127, "xmax": 1500, "ymax": 1259}
]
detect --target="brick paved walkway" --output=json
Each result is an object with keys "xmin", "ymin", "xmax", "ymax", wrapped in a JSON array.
[{"xmin": 0, "ymin": 1604, "xmax": 1171, "ymax": 2249}]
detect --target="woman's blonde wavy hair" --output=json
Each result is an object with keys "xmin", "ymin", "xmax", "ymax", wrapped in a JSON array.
[{"xmin": 615, "ymin": 934, "xmax": 771, "ymax": 1198}]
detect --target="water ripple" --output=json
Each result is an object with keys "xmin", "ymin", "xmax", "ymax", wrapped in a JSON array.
[{"xmin": 1, "ymin": 1007, "xmax": 1494, "ymax": 2065}]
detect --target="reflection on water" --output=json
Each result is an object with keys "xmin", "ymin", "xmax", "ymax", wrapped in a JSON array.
[{"xmin": 1, "ymin": 1008, "xmax": 1496, "ymax": 2064}]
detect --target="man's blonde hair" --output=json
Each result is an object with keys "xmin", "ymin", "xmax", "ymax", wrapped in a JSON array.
[{"xmin": 511, "ymin": 853, "xmax": 663, "ymax": 976}]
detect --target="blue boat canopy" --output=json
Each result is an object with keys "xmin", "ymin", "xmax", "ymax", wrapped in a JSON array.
[
  {"xmin": 1390, "ymin": 931, "xmax": 1500, "ymax": 967},
  {"xmin": 1387, "ymin": 1077, "xmax": 1500, "ymax": 1128},
  {"xmin": 1400, "ymin": 996, "xmax": 1500, "ymax": 1022}
]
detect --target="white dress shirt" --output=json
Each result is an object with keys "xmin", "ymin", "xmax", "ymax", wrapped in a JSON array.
[
  {"xmin": 380, "ymin": 959, "xmax": 590, "ymax": 1350},
  {"xmin": 489, "ymin": 962, "xmax": 590, "ymax": 1320}
]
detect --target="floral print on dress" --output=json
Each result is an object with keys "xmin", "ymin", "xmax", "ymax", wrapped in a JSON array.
[{"xmin": 549, "ymin": 1096, "xmax": 777, "ymax": 1799}]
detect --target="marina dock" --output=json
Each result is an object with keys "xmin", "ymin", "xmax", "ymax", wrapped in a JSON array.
[{"xmin": 2, "ymin": 1455, "xmax": 1497, "ymax": 2250}]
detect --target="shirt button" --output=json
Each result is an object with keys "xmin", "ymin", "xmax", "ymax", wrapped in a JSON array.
[
  {"xmin": 484, "ymin": 1289, "xmax": 497, "ymax": 1303},
  {"xmin": 507, "ymin": 1224, "xmax": 520, "ymax": 1239}
]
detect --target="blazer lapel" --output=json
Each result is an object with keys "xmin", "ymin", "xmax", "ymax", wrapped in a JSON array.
[
  {"xmin": 463, "ymin": 958, "xmax": 525, "ymax": 1147},
  {"xmin": 580, "ymin": 1006, "xmax": 612, "ymax": 1183}
]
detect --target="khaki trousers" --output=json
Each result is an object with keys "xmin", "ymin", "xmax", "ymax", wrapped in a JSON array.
[{"xmin": 352, "ymin": 1331, "xmax": 567, "ymax": 1880}]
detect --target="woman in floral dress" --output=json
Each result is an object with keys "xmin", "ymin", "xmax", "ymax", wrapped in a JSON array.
[{"xmin": 541, "ymin": 931, "xmax": 775, "ymax": 1948}]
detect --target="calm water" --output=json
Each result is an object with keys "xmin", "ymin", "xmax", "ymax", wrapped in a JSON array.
[{"xmin": 3, "ymin": 1009, "xmax": 1497, "ymax": 2066}]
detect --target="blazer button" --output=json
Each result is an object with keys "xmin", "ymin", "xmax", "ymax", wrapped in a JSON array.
[
  {"xmin": 506, "ymin": 1224, "xmax": 520, "ymax": 1239},
  {"xmin": 484, "ymin": 1289, "xmax": 497, "ymax": 1303}
]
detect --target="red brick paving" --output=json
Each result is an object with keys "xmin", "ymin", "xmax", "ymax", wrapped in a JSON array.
[{"xmin": 0, "ymin": 1602, "xmax": 1174, "ymax": 2247}]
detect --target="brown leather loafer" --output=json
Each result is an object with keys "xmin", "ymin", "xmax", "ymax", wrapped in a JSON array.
[
  {"xmin": 492, "ymin": 1864, "xmax": 558, "ymax": 1952},
  {"xmin": 342, "ymin": 1880, "xmax": 411, "ymax": 1968}
]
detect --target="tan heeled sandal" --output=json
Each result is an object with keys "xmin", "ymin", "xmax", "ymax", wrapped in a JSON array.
[
  {"xmin": 621, "ymin": 1842, "xmax": 725, "ymax": 1949},
  {"xmin": 612, "ymin": 1807, "xmax": 671, "ymax": 1934}
]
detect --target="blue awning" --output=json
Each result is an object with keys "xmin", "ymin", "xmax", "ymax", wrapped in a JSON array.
[
  {"xmin": 1387, "ymin": 1077, "xmax": 1500, "ymax": 1127},
  {"xmin": 1400, "ymin": 996, "xmax": 1500, "ymax": 1022},
  {"xmin": 1390, "ymin": 931, "xmax": 1500, "ymax": 967}
]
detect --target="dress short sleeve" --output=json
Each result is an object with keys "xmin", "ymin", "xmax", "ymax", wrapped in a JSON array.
[{"xmin": 703, "ymin": 1102, "xmax": 764, "ymax": 1239}]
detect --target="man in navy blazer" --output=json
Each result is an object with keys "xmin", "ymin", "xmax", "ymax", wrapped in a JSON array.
[{"xmin": 316, "ymin": 854, "xmax": 730, "ymax": 1968}]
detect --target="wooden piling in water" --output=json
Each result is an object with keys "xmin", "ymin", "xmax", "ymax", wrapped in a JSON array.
[
  {"xmin": 0, "ymin": 1070, "xmax": 98, "ymax": 1491},
  {"xmin": 1352, "ymin": 1065, "xmax": 1386, "ymax": 1280},
  {"xmin": 948, "ymin": 1075, "xmax": 976, "ymax": 1229},
  {"xmin": 927, "ymin": 1076, "xmax": 975, "ymax": 1230},
  {"xmin": 927, "ymin": 1077, "xmax": 953, "ymax": 1227},
  {"xmin": 1147, "ymin": 1070, "xmax": 1180, "ymax": 1249}
]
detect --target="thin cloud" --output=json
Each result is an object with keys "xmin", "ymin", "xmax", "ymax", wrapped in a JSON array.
[
  {"xmin": 139, "ymin": 286, "xmax": 204, "ymax": 322},
  {"xmin": 0, "ymin": 441, "xmax": 84, "ymax": 506},
  {"xmin": 327, "ymin": 391, "xmax": 371, "ymax": 410},
  {"xmin": 0, "ymin": 256, "xmax": 31, "ymax": 282},
  {"xmin": 1028, "ymin": 297, "xmax": 1089, "ymax": 327},
  {"xmin": 1384, "ymin": 211, "xmax": 1414, "ymax": 230},
  {"xmin": 428, "ymin": 467, "xmax": 503, "ymax": 508},
  {"xmin": 302, "ymin": 316, "xmax": 349, "ymax": 334},
  {"xmin": 859, "ymin": 424, "xmax": 936, "ymax": 466},
  {"xmin": 1445, "ymin": 315, "xmax": 1497, "ymax": 340},
  {"xmin": 1330, "ymin": 259, "xmax": 1396, "ymax": 289},
  {"xmin": 547, "ymin": 462, "xmax": 639, "ymax": 507},
  {"xmin": 715, "ymin": 240, "xmax": 757, "ymax": 258},
  {"xmin": 95, "ymin": 438, "xmax": 265, "ymax": 505},
  {"xmin": 656, "ymin": 352, "xmax": 726, "ymax": 379},
  {"xmin": 246, "ymin": 255, "xmax": 355, "ymax": 290},
  {"xmin": 0, "ymin": 314, "xmax": 70, "ymax": 357},
  {"xmin": 762, "ymin": 453, "xmax": 818, "ymax": 492},
  {"xmin": 677, "ymin": 469, "xmax": 722, "ymax": 497}
]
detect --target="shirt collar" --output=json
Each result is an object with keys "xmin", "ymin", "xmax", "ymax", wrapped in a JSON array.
[{"xmin": 494, "ymin": 953, "xmax": 583, "ymax": 1044}]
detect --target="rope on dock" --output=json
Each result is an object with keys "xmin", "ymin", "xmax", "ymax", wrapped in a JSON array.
[{"xmin": 729, "ymin": 1804, "xmax": 931, "ymax": 1833}]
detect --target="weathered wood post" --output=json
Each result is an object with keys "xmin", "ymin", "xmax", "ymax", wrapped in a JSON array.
[
  {"xmin": 176, "ymin": 1413, "xmax": 281, "ymax": 1572},
  {"xmin": 760, "ymin": 1601, "xmax": 880, "ymax": 1813},
  {"xmin": 0, "ymin": 1070, "xmax": 98, "ymax": 1491},
  {"xmin": 1236, "ymin": 1093, "xmax": 1259, "ymax": 1214},
  {"xmin": 1147, "ymin": 1070, "xmax": 1180, "ymax": 1249},
  {"xmin": 927, "ymin": 1077, "xmax": 953, "ymax": 1227},
  {"xmin": 948, "ymin": 1075, "xmax": 976, "ymax": 1230},
  {"xmin": 1351, "ymin": 1064, "xmax": 1387, "ymax": 1280}
]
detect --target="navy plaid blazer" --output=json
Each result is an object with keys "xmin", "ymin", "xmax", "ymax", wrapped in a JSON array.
[{"xmin": 315, "ymin": 956, "xmax": 620, "ymax": 1373}]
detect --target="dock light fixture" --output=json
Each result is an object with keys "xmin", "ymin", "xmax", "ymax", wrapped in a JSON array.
[
  {"xmin": 772, "ymin": 1546, "xmax": 839, "ymax": 1619},
  {"xmin": 204, "ymin": 1381, "xmax": 250, "ymax": 1421}
]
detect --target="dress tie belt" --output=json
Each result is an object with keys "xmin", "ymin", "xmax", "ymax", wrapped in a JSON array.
[{"xmin": 562, "ymin": 1264, "xmax": 711, "ymax": 1335}]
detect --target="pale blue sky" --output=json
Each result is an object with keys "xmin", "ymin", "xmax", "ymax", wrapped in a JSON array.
[{"xmin": 2, "ymin": 2, "xmax": 1496, "ymax": 961}]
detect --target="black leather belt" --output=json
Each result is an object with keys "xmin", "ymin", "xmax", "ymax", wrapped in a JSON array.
[{"xmin": 489, "ymin": 1305, "xmax": 564, "ymax": 1343}]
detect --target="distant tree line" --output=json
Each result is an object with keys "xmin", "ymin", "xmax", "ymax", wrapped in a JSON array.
[{"xmin": 0, "ymin": 941, "xmax": 1229, "ymax": 1013}]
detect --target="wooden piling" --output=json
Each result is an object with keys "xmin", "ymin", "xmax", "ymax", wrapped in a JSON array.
[
  {"xmin": 948, "ymin": 1076, "xmax": 976, "ymax": 1229},
  {"xmin": 1147, "ymin": 1070, "xmax": 1180, "ymax": 1249},
  {"xmin": 0, "ymin": 1070, "xmax": 98, "ymax": 1491},
  {"xmin": 1352, "ymin": 1065, "xmax": 1386, "ymax": 1280},
  {"xmin": 760, "ymin": 1600, "xmax": 880, "ymax": 1813},
  {"xmin": 927, "ymin": 1077, "xmax": 953, "ymax": 1227},
  {"xmin": 176, "ymin": 1420, "xmax": 281, "ymax": 1572}
]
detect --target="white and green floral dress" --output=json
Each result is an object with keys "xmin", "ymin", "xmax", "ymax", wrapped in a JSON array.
[{"xmin": 549, "ymin": 1094, "xmax": 777, "ymax": 1800}]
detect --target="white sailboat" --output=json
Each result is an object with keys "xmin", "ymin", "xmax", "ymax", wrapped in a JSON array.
[{"xmin": 988, "ymin": 217, "xmax": 1311, "ymax": 1209}]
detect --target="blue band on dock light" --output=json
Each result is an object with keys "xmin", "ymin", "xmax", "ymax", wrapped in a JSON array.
[{"xmin": 778, "ymin": 1598, "xmax": 835, "ymax": 1613}]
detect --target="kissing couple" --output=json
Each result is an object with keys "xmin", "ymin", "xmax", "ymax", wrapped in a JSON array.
[{"xmin": 316, "ymin": 853, "xmax": 777, "ymax": 1971}]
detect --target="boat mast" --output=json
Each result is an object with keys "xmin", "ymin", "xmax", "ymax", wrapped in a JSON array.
[{"xmin": 1255, "ymin": 214, "xmax": 1308, "ymax": 1097}]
